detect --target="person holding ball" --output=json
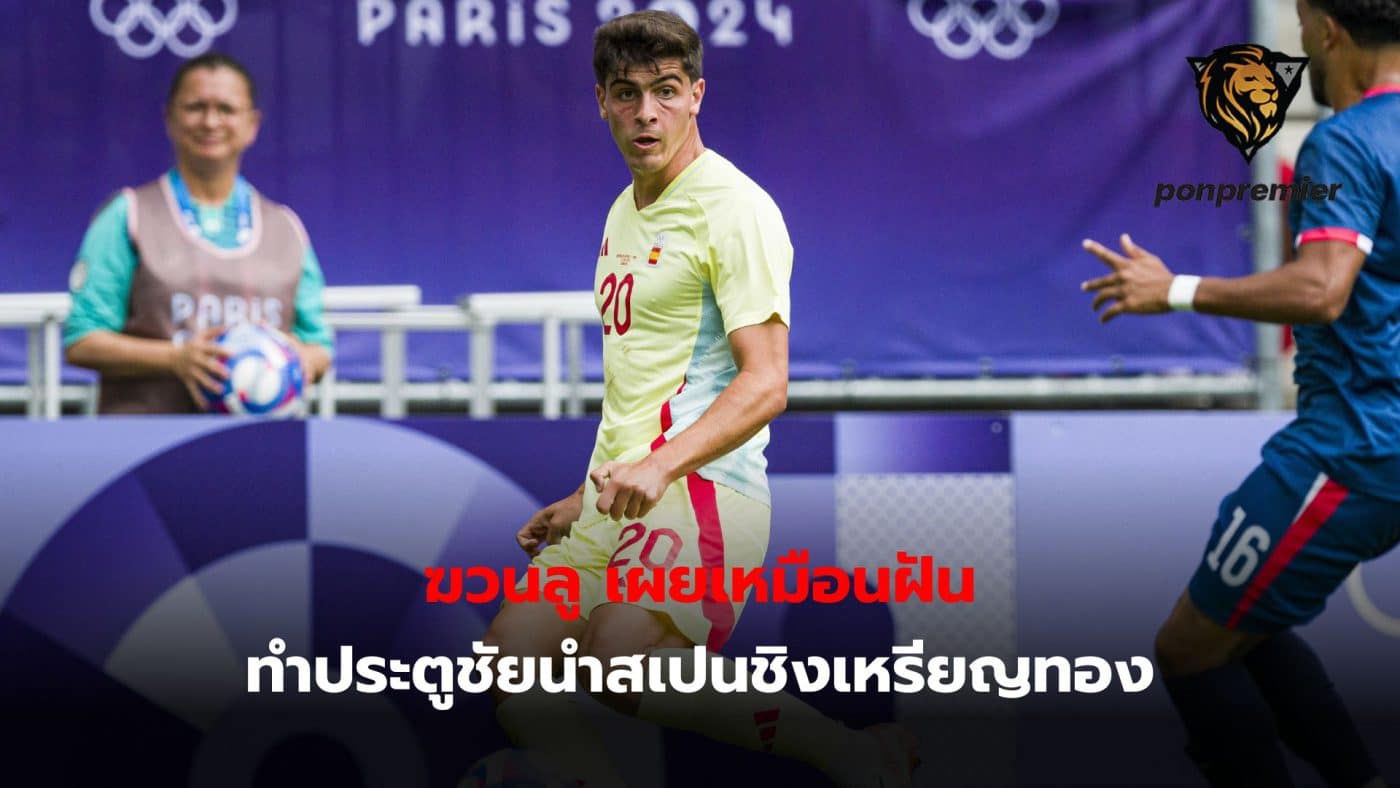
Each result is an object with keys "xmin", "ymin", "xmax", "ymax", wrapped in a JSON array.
[{"xmin": 65, "ymin": 52, "xmax": 332, "ymax": 414}]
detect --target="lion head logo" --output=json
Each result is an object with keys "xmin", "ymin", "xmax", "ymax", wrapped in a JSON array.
[{"xmin": 1188, "ymin": 44, "xmax": 1308, "ymax": 162}]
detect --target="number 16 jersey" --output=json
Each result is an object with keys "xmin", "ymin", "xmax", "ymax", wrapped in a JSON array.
[{"xmin": 590, "ymin": 150, "xmax": 793, "ymax": 505}]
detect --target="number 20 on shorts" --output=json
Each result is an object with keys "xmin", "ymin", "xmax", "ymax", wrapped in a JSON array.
[
  {"xmin": 1206, "ymin": 507, "xmax": 1272, "ymax": 587},
  {"xmin": 608, "ymin": 523, "xmax": 683, "ymax": 569}
]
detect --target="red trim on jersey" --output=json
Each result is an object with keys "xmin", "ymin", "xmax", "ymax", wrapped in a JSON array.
[
  {"xmin": 1226, "ymin": 477, "xmax": 1348, "ymax": 629},
  {"xmin": 1296, "ymin": 227, "xmax": 1374, "ymax": 255},
  {"xmin": 650, "ymin": 382, "xmax": 685, "ymax": 450},
  {"xmin": 650, "ymin": 417, "xmax": 670, "ymax": 451},
  {"xmin": 1363, "ymin": 84, "xmax": 1400, "ymax": 99},
  {"xmin": 687, "ymin": 473, "xmax": 736, "ymax": 651},
  {"xmin": 645, "ymin": 380, "xmax": 733, "ymax": 649}
]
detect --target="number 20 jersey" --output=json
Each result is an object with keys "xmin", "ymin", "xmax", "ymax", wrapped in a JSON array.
[{"xmin": 590, "ymin": 150, "xmax": 793, "ymax": 505}]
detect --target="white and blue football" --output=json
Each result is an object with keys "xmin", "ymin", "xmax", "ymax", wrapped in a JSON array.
[{"xmin": 203, "ymin": 322, "xmax": 306, "ymax": 418}]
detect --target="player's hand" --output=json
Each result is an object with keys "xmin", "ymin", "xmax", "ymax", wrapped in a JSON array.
[
  {"xmin": 171, "ymin": 326, "xmax": 230, "ymax": 409},
  {"xmin": 591, "ymin": 458, "xmax": 670, "ymax": 521},
  {"xmin": 1081, "ymin": 234, "xmax": 1174, "ymax": 323},
  {"xmin": 516, "ymin": 488, "xmax": 584, "ymax": 555}
]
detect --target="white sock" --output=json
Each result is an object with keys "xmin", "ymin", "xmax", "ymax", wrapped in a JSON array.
[
  {"xmin": 634, "ymin": 648, "xmax": 881, "ymax": 787},
  {"xmin": 496, "ymin": 689, "xmax": 628, "ymax": 788}
]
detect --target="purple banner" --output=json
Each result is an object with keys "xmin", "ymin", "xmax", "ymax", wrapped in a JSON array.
[
  {"xmin": 1, "ymin": 414, "xmax": 1397, "ymax": 783},
  {"xmin": 1, "ymin": 1, "xmax": 1253, "ymax": 382}
]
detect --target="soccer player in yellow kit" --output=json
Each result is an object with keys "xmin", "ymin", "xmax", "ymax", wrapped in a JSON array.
[{"xmin": 481, "ymin": 10, "xmax": 918, "ymax": 788}]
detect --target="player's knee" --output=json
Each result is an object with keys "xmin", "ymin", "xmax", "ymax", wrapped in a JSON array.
[
  {"xmin": 483, "ymin": 603, "xmax": 567, "ymax": 659},
  {"xmin": 588, "ymin": 686, "xmax": 640, "ymax": 716},
  {"xmin": 581, "ymin": 649, "xmax": 696, "ymax": 717},
  {"xmin": 580, "ymin": 644, "xmax": 644, "ymax": 716},
  {"xmin": 480, "ymin": 619, "xmax": 512, "ymax": 660},
  {"xmin": 1154, "ymin": 623, "xmax": 1192, "ymax": 677},
  {"xmin": 1155, "ymin": 617, "xmax": 1235, "ymax": 677},
  {"xmin": 576, "ymin": 604, "xmax": 693, "ymax": 714}
]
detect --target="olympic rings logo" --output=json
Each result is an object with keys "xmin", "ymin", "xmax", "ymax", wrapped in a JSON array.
[
  {"xmin": 90, "ymin": 0, "xmax": 237, "ymax": 59},
  {"xmin": 1345, "ymin": 564, "xmax": 1400, "ymax": 639},
  {"xmin": 907, "ymin": 0, "xmax": 1058, "ymax": 61}
]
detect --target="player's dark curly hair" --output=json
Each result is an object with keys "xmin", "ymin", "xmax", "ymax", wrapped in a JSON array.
[
  {"xmin": 593, "ymin": 10, "xmax": 702, "ymax": 88},
  {"xmin": 165, "ymin": 52, "xmax": 258, "ymax": 110},
  {"xmin": 1308, "ymin": 0, "xmax": 1400, "ymax": 46}
]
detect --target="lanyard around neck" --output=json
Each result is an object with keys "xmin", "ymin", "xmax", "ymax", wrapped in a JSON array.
[{"xmin": 168, "ymin": 169, "xmax": 253, "ymax": 245}]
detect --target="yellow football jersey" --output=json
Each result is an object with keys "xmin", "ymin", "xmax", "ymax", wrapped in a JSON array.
[{"xmin": 589, "ymin": 150, "xmax": 792, "ymax": 504}]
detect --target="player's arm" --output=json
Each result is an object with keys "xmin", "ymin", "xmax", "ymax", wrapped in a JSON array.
[
  {"xmin": 652, "ymin": 317, "xmax": 788, "ymax": 474},
  {"xmin": 1085, "ymin": 125, "xmax": 1378, "ymax": 325},
  {"xmin": 1193, "ymin": 239, "xmax": 1364, "ymax": 322},
  {"xmin": 592, "ymin": 318, "xmax": 788, "ymax": 521},
  {"xmin": 1081, "ymin": 233, "xmax": 1366, "ymax": 324},
  {"xmin": 517, "ymin": 483, "xmax": 586, "ymax": 554}
]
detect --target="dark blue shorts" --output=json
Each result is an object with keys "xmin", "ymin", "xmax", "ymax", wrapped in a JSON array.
[{"xmin": 1188, "ymin": 458, "xmax": 1400, "ymax": 633}]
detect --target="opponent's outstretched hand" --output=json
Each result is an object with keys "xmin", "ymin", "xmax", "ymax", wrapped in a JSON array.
[
  {"xmin": 591, "ymin": 458, "xmax": 670, "ymax": 521},
  {"xmin": 516, "ymin": 488, "xmax": 583, "ymax": 555},
  {"xmin": 1081, "ymin": 233, "xmax": 1175, "ymax": 323}
]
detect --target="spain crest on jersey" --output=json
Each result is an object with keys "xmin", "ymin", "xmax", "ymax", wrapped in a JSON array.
[{"xmin": 648, "ymin": 233, "xmax": 667, "ymax": 266}]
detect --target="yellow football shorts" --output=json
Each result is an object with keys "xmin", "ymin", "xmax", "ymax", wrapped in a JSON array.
[{"xmin": 527, "ymin": 471, "xmax": 770, "ymax": 651}]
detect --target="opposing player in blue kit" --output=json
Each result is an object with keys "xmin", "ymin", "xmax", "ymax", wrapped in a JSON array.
[{"xmin": 1081, "ymin": 1, "xmax": 1400, "ymax": 784}]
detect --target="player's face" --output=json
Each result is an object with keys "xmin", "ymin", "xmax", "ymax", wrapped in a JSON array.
[
  {"xmin": 596, "ymin": 59, "xmax": 704, "ymax": 178},
  {"xmin": 165, "ymin": 67, "xmax": 261, "ymax": 170},
  {"xmin": 1296, "ymin": 0, "xmax": 1331, "ymax": 106}
]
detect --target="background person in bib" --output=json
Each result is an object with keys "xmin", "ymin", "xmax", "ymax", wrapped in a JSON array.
[{"xmin": 64, "ymin": 52, "xmax": 332, "ymax": 414}]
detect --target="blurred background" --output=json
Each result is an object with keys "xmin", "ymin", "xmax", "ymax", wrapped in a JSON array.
[{"xmin": 0, "ymin": 0, "xmax": 1319, "ymax": 418}]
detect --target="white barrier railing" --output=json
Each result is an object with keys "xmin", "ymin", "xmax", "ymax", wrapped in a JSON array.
[
  {"xmin": 0, "ymin": 286, "xmax": 424, "ymax": 420},
  {"xmin": 0, "ymin": 292, "xmax": 73, "ymax": 420},
  {"xmin": 323, "ymin": 305, "xmax": 470, "ymax": 419},
  {"xmin": 0, "ymin": 288, "xmax": 1263, "ymax": 418},
  {"xmin": 0, "ymin": 288, "xmax": 601, "ymax": 420},
  {"xmin": 461, "ymin": 291, "xmax": 600, "ymax": 419},
  {"xmin": 320, "ymin": 284, "xmax": 421, "ymax": 311},
  {"xmin": 322, "ymin": 292, "xmax": 600, "ymax": 419}
]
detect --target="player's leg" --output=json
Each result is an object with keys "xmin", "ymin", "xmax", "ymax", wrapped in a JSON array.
[
  {"xmin": 1229, "ymin": 471, "xmax": 1400, "ymax": 788},
  {"xmin": 1155, "ymin": 590, "xmax": 1291, "ymax": 787},
  {"xmin": 1244, "ymin": 630, "xmax": 1382, "ymax": 788},
  {"xmin": 581, "ymin": 476, "xmax": 918, "ymax": 788},
  {"xmin": 1162, "ymin": 461, "xmax": 1393, "ymax": 787},
  {"xmin": 482, "ymin": 598, "xmax": 587, "ymax": 701},
  {"xmin": 483, "ymin": 518, "xmax": 627, "ymax": 787},
  {"xmin": 581, "ymin": 601, "xmax": 916, "ymax": 788},
  {"xmin": 576, "ymin": 600, "xmax": 697, "ymax": 716}
]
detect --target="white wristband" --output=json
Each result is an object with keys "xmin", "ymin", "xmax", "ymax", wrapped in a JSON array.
[{"xmin": 1168, "ymin": 275, "xmax": 1201, "ymax": 312}]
